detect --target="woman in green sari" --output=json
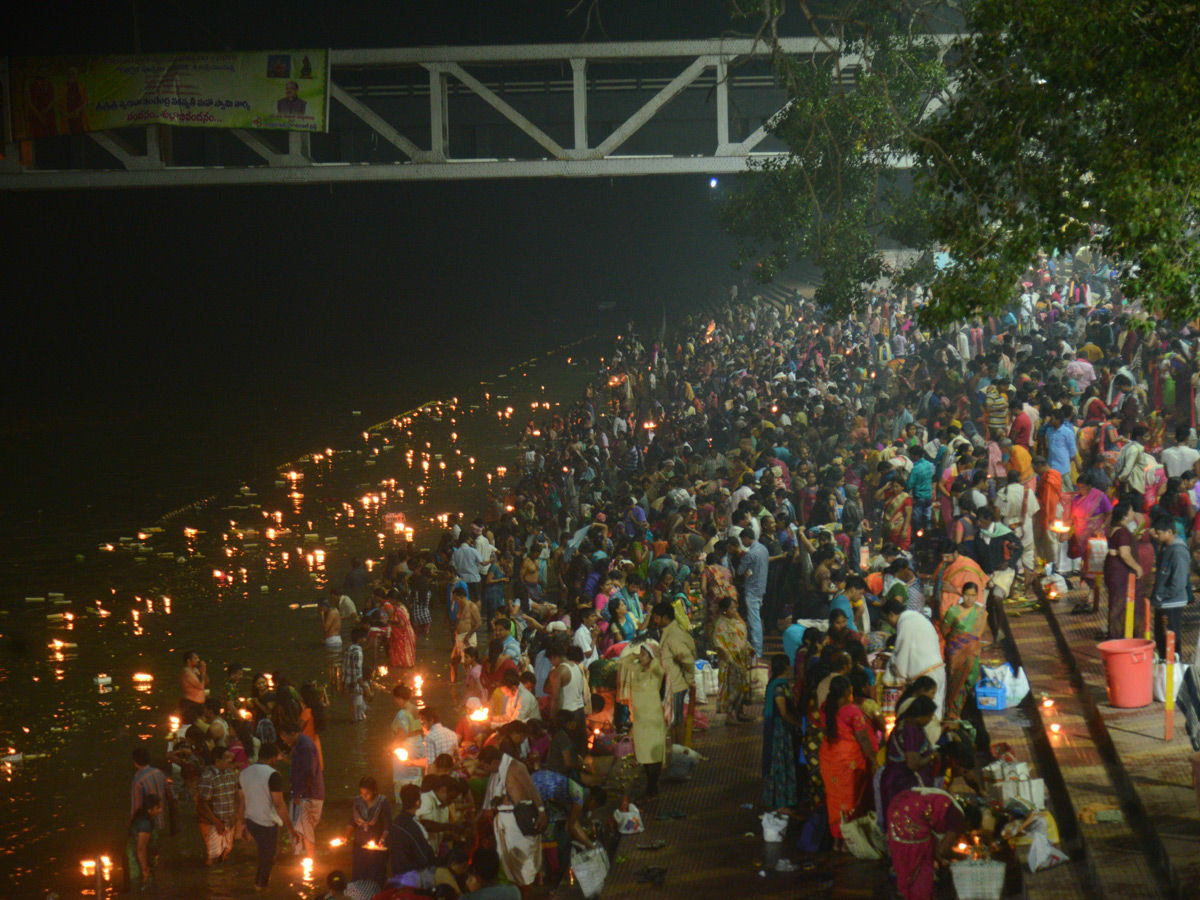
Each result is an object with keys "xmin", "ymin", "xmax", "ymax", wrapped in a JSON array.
[
  {"xmin": 712, "ymin": 597, "xmax": 754, "ymax": 725},
  {"xmin": 127, "ymin": 794, "xmax": 162, "ymax": 890},
  {"xmin": 939, "ymin": 582, "xmax": 986, "ymax": 719},
  {"xmin": 761, "ymin": 653, "xmax": 800, "ymax": 808}
]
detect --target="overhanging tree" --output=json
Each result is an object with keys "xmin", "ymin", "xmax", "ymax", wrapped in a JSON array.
[{"xmin": 722, "ymin": 0, "xmax": 1200, "ymax": 327}]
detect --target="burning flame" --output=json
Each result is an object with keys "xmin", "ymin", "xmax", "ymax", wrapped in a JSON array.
[
  {"xmin": 470, "ymin": 709, "xmax": 489, "ymax": 722},
  {"xmin": 329, "ymin": 838, "xmax": 345, "ymax": 848},
  {"xmin": 394, "ymin": 748, "xmax": 408, "ymax": 761}
]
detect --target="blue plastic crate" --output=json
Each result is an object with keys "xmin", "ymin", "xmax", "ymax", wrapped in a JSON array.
[{"xmin": 976, "ymin": 681, "xmax": 1008, "ymax": 712}]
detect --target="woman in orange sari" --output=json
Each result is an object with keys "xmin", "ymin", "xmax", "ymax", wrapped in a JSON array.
[{"xmin": 818, "ymin": 674, "xmax": 878, "ymax": 851}]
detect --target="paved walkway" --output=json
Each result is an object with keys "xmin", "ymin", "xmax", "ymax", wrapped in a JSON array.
[{"xmin": 1021, "ymin": 580, "xmax": 1200, "ymax": 900}]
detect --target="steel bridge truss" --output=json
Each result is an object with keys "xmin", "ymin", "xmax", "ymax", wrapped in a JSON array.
[{"xmin": 0, "ymin": 38, "xmax": 903, "ymax": 189}]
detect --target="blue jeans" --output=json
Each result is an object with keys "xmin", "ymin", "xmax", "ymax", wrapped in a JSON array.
[
  {"xmin": 244, "ymin": 819, "xmax": 278, "ymax": 887},
  {"xmin": 912, "ymin": 496, "xmax": 933, "ymax": 535},
  {"xmin": 848, "ymin": 535, "xmax": 863, "ymax": 574},
  {"xmin": 746, "ymin": 592, "xmax": 764, "ymax": 657}
]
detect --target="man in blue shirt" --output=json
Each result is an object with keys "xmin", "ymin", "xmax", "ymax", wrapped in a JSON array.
[
  {"xmin": 906, "ymin": 447, "xmax": 935, "ymax": 536},
  {"xmin": 736, "ymin": 529, "xmax": 770, "ymax": 658},
  {"xmin": 1046, "ymin": 408, "xmax": 1077, "ymax": 488},
  {"xmin": 278, "ymin": 721, "xmax": 324, "ymax": 858}
]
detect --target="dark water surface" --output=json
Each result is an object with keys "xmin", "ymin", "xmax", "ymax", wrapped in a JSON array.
[
  {"xmin": 0, "ymin": 336, "xmax": 598, "ymax": 898},
  {"xmin": 0, "ymin": 177, "xmax": 735, "ymax": 897}
]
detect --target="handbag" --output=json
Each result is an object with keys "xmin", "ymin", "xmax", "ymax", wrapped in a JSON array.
[
  {"xmin": 842, "ymin": 811, "xmax": 887, "ymax": 860},
  {"xmin": 512, "ymin": 801, "xmax": 542, "ymax": 837}
]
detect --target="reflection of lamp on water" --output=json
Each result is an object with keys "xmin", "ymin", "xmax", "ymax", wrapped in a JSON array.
[{"xmin": 301, "ymin": 857, "xmax": 314, "ymax": 880}]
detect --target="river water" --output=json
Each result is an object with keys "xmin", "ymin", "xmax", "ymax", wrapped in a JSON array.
[{"xmin": 0, "ymin": 332, "xmax": 603, "ymax": 898}]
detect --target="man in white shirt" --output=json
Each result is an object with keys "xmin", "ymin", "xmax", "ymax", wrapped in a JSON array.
[
  {"xmin": 493, "ymin": 670, "xmax": 541, "ymax": 725},
  {"xmin": 573, "ymin": 610, "xmax": 600, "ymax": 667},
  {"xmin": 450, "ymin": 535, "xmax": 485, "ymax": 602},
  {"xmin": 472, "ymin": 523, "xmax": 495, "ymax": 567},
  {"xmin": 1161, "ymin": 425, "xmax": 1200, "ymax": 478}
]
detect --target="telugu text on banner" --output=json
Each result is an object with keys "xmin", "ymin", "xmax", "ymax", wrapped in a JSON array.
[{"xmin": 6, "ymin": 50, "xmax": 330, "ymax": 140}]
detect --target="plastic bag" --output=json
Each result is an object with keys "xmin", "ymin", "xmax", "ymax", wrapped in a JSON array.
[
  {"xmin": 761, "ymin": 811, "xmax": 789, "ymax": 842},
  {"xmin": 1027, "ymin": 832, "xmax": 1068, "ymax": 872},
  {"xmin": 571, "ymin": 844, "xmax": 610, "ymax": 899},
  {"xmin": 980, "ymin": 663, "xmax": 1031, "ymax": 707},
  {"xmin": 614, "ymin": 803, "xmax": 644, "ymax": 834},
  {"xmin": 1153, "ymin": 655, "xmax": 1189, "ymax": 703}
]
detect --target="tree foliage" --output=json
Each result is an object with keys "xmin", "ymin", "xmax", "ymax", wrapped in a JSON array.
[
  {"xmin": 720, "ymin": 1, "xmax": 947, "ymax": 316},
  {"xmin": 722, "ymin": 0, "xmax": 1200, "ymax": 327}
]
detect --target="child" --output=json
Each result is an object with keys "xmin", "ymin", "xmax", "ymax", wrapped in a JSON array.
[{"xmin": 463, "ymin": 646, "xmax": 485, "ymax": 703}]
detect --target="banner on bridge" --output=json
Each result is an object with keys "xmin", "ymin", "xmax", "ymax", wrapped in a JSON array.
[{"xmin": 6, "ymin": 50, "xmax": 330, "ymax": 140}]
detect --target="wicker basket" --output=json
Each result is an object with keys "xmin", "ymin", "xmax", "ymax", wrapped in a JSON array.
[{"xmin": 951, "ymin": 859, "xmax": 1006, "ymax": 900}]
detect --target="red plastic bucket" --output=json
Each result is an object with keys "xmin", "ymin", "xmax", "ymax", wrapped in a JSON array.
[{"xmin": 1097, "ymin": 638, "xmax": 1155, "ymax": 708}]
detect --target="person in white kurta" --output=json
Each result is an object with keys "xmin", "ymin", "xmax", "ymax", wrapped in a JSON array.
[
  {"xmin": 617, "ymin": 640, "xmax": 668, "ymax": 796},
  {"xmin": 884, "ymin": 602, "xmax": 946, "ymax": 718}
]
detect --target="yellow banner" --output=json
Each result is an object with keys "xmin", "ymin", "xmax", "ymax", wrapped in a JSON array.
[{"xmin": 7, "ymin": 50, "xmax": 329, "ymax": 140}]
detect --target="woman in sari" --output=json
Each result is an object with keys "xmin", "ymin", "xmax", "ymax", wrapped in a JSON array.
[
  {"xmin": 700, "ymin": 554, "xmax": 739, "ymax": 640},
  {"xmin": 347, "ymin": 775, "xmax": 391, "ymax": 885},
  {"xmin": 939, "ymin": 583, "xmax": 986, "ymax": 719},
  {"xmin": 712, "ymin": 597, "xmax": 754, "ymax": 725},
  {"xmin": 881, "ymin": 478, "xmax": 913, "ymax": 551},
  {"xmin": 887, "ymin": 788, "xmax": 978, "ymax": 900},
  {"xmin": 878, "ymin": 695, "xmax": 938, "ymax": 828},
  {"xmin": 936, "ymin": 446, "xmax": 958, "ymax": 536},
  {"xmin": 602, "ymin": 595, "xmax": 638, "ymax": 653},
  {"xmin": 1069, "ymin": 472, "xmax": 1114, "ymax": 566},
  {"xmin": 384, "ymin": 595, "xmax": 418, "ymax": 670},
  {"xmin": 818, "ymin": 674, "xmax": 878, "ymax": 850},
  {"xmin": 1103, "ymin": 502, "xmax": 1144, "ymax": 640},
  {"xmin": 762, "ymin": 653, "xmax": 801, "ymax": 809}
]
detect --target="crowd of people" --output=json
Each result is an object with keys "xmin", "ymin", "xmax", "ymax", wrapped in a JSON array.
[{"xmin": 127, "ymin": 246, "xmax": 1200, "ymax": 899}]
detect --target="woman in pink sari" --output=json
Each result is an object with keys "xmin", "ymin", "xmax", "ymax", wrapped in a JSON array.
[
  {"xmin": 1068, "ymin": 472, "xmax": 1113, "ymax": 576},
  {"xmin": 887, "ymin": 788, "xmax": 978, "ymax": 900}
]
